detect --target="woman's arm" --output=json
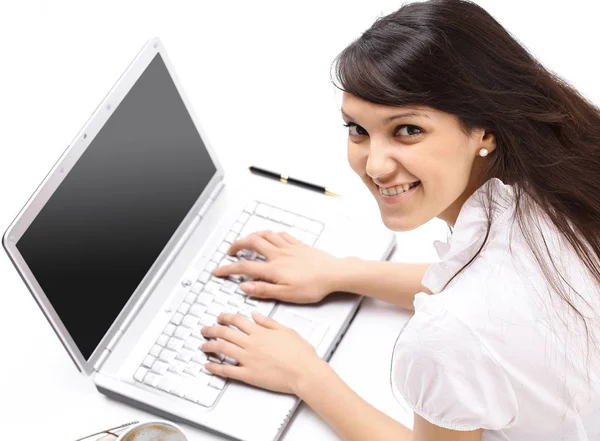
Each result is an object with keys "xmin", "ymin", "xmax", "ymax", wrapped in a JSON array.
[
  {"xmin": 329, "ymin": 257, "xmax": 432, "ymax": 310},
  {"xmin": 295, "ymin": 358, "xmax": 482, "ymax": 441}
]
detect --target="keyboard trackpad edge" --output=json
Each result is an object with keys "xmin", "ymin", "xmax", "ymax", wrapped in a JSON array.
[{"xmin": 270, "ymin": 308, "xmax": 327, "ymax": 348}]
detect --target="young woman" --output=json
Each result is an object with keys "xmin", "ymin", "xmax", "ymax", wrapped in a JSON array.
[{"xmin": 200, "ymin": 0, "xmax": 600, "ymax": 439}]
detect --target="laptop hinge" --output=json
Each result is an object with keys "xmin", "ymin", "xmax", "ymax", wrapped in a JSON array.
[
  {"xmin": 198, "ymin": 179, "xmax": 224, "ymax": 217},
  {"xmin": 93, "ymin": 329, "xmax": 123, "ymax": 371}
]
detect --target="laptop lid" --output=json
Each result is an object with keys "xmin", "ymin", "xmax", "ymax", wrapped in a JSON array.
[{"xmin": 3, "ymin": 38, "xmax": 225, "ymax": 375}]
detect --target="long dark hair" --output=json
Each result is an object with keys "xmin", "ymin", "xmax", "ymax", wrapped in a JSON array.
[{"xmin": 332, "ymin": 0, "xmax": 600, "ymax": 353}]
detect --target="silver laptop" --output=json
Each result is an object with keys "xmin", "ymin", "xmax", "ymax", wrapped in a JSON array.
[{"xmin": 2, "ymin": 38, "xmax": 396, "ymax": 441}]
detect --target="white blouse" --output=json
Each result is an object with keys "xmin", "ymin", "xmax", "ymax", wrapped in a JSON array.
[{"xmin": 391, "ymin": 178, "xmax": 600, "ymax": 441}]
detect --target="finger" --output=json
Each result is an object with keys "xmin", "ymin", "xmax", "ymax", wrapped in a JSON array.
[
  {"xmin": 212, "ymin": 259, "xmax": 269, "ymax": 279},
  {"xmin": 201, "ymin": 338, "xmax": 245, "ymax": 361},
  {"xmin": 251, "ymin": 311, "xmax": 284, "ymax": 330},
  {"xmin": 217, "ymin": 313, "xmax": 260, "ymax": 334},
  {"xmin": 200, "ymin": 324, "xmax": 249, "ymax": 348},
  {"xmin": 279, "ymin": 232, "xmax": 300, "ymax": 244},
  {"xmin": 240, "ymin": 281, "xmax": 289, "ymax": 300},
  {"xmin": 204, "ymin": 362, "xmax": 246, "ymax": 382},
  {"xmin": 226, "ymin": 233, "xmax": 277, "ymax": 257},
  {"xmin": 259, "ymin": 230, "xmax": 289, "ymax": 248}
]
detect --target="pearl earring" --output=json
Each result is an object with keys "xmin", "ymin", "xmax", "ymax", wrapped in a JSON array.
[{"xmin": 479, "ymin": 148, "xmax": 489, "ymax": 157}]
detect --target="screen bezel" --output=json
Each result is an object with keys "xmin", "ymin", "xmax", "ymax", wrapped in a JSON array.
[{"xmin": 2, "ymin": 38, "xmax": 225, "ymax": 374}]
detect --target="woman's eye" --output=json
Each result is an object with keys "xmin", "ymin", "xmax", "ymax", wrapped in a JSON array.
[
  {"xmin": 343, "ymin": 122, "xmax": 367, "ymax": 136},
  {"xmin": 397, "ymin": 125, "xmax": 423, "ymax": 137}
]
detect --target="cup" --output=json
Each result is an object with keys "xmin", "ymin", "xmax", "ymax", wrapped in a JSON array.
[{"xmin": 115, "ymin": 421, "xmax": 187, "ymax": 441}]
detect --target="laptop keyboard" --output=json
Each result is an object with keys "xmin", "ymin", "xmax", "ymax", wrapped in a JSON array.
[{"xmin": 133, "ymin": 200, "xmax": 324, "ymax": 407}]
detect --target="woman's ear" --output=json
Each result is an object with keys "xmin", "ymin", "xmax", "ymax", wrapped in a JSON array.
[{"xmin": 480, "ymin": 130, "xmax": 497, "ymax": 154}]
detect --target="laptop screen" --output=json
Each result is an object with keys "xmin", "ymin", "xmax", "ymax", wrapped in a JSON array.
[{"xmin": 16, "ymin": 53, "xmax": 217, "ymax": 360}]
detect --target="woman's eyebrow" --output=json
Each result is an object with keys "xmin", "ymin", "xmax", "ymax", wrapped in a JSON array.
[{"xmin": 341, "ymin": 109, "xmax": 430, "ymax": 123}]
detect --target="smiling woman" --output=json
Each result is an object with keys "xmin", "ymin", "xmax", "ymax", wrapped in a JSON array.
[{"xmin": 205, "ymin": 0, "xmax": 600, "ymax": 440}]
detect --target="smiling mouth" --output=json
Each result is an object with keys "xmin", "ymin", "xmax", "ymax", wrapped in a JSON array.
[{"xmin": 377, "ymin": 181, "xmax": 421, "ymax": 196}]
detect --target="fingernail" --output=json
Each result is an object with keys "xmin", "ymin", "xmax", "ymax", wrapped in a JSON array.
[{"xmin": 240, "ymin": 282, "xmax": 254, "ymax": 294}]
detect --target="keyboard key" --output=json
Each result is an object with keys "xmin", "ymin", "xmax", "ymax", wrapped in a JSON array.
[
  {"xmin": 171, "ymin": 381, "xmax": 187, "ymax": 398},
  {"xmin": 171, "ymin": 313, "xmax": 184, "ymax": 326},
  {"xmin": 189, "ymin": 304, "xmax": 207, "ymax": 317},
  {"xmin": 164, "ymin": 324, "xmax": 176, "ymax": 337},
  {"xmin": 223, "ymin": 305, "xmax": 239, "ymax": 315},
  {"xmin": 207, "ymin": 303, "xmax": 224, "ymax": 317},
  {"xmin": 255, "ymin": 204, "xmax": 269, "ymax": 218},
  {"xmin": 174, "ymin": 327, "xmax": 192, "ymax": 340},
  {"xmin": 214, "ymin": 292, "xmax": 231, "ymax": 306},
  {"xmin": 231, "ymin": 222, "xmax": 243, "ymax": 233},
  {"xmin": 185, "ymin": 336, "xmax": 205, "ymax": 351},
  {"xmin": 166, "ymin": 337, "xmax": 185, "ymax": 352},
  {"xmin": 159, "ymin": 348, "xmax": 178, "ymax": 363},
  {"xmin": 142, "ymin": 355, "xmax": 156, "ymax": 368},
  {"xmin": 196, "ymin": 292, "xmax": 213, "ymax": 306},
  {"xmin": 182, "ymin": 314, "xmax": 200, "ymax": 328},
  {"xmin": 143, "ymin": 371, "xmax": 161, "ymax": 387},
  {"xmin": 177, "ymin": 348, "xmax": 195, "ymax": 363},
  {"xmin": 224, "ymin": 232, "xmax": 237, "ymax": 243},
  {"xmin": 184, "ymin": 292, "xmax": 197, "ymax": 304},
  {"xmin": 210, "ymin": 274, "xmax": 224, "ymax": 284},
  {"xmin": 229, "ymin": 293, "xmax": 246, "ymax": 307},
  {"xmin": 134, "ymin": 367, "xmax": 148, "ymax": 382},
  {"xmin": 192, "ymin": 351, "xmax": 208, "ymax": 364},
  {"xmin": 178, "ymin": 303, "xmax": 190, "ymax": 315},
  {"xmin": 244, "ymin": 201, "xmax": 257, "ymax": 214},
  {"xmin": 212, "ymin": 251, "xmax": 225, "ymax": 263},
  {"xmin": 205, "ymin": 281, "xmax": 221, "ymax": 295},
  {"xmin": 184, "ymin": 361, "xmax": 203, "ymax": 377},
  {"xmin": 156, "ymin": 334, "xmax": 169, "ymax": 346},
  {"xmin": 206, "ymin": 261, "xmax": 218, "ymax": 272},
  {"xmin": 244, "ymin": 297, "xmax": 259, "ymax": 306},
  {"xmin": 198, "ymin": 272, "xmax": 211, "ymax": 284},
  {"xmin": 200, "ymin": 315, "xmax": 218, "ymax": 326},
  {"xmin": 151, "ymin": 360, "xmax": 170, "ymax": 375},
  {"xmin": 218, "ymin": 241, "xmax": 230, "ymax": 254},
  {"xmin": 158, "ymin": 372, "xmax": 180, "ymax": 393},
  {"xmin": 168, "ymin": 359, "xmax": 188, "ymax": 375},
  {"xmin": 221, "ymin": 280, "xmax": 237, "ymax": 294},
  {"xmin": 209, "ymin": 375, "xmax": 228, "ymax": 390},
  {"xmin": 239, "ymin": 212, "xmax": 250, "ymax": 224},
  {"xmin": 191, "ymin": 282, "xmax": 204, "ymax": 294},
  {"xmin": 149, "ymin": 344, "xmax": 162, "ymax": 357}
]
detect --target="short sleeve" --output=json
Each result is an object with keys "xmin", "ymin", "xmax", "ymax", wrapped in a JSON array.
[{"xmin": 390, "ymin": 294, "xmax": 518, "ymax": 431}]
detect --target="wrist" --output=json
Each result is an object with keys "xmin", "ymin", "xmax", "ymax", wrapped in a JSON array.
[
  {"xmin": 325, "ymin": 256, "xmax": 361, "ymax": 293},
  {"xmin": 293, "ymin": 356, "xmax": 335, "ymax": 400}
]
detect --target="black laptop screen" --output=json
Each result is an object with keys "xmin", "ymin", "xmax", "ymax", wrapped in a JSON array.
[{"xmin": 16, "ymin": 53, "xmax": 217, "ymax": 360}]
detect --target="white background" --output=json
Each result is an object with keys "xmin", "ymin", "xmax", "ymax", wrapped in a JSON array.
[{"xmin": 0, "ymin": 1, "xmax": 599, "ymax": 439}]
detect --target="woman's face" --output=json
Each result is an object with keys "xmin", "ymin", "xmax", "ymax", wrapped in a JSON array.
[{"xmin": 343, "ymin": 92, "xmax": 494, "ymax": 231}]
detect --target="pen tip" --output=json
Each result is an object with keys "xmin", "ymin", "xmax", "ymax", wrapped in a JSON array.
[{"xmin": 325, "ymin": 189, "xmax": 340, "ymax": 197}]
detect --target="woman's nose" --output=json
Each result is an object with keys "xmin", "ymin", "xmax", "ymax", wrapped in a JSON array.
[{"xmin": 365, "ymin": 143, "xmax": 395, "ymax": 179}]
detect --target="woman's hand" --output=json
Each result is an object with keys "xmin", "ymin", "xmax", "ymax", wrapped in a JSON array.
[
  {"xmin": 212, "ymin": 231, "xmax": 341, "ymax": 304},
  {"xmin": 200, "ymin": 312, "xmax": 325, "ymax": 395}
]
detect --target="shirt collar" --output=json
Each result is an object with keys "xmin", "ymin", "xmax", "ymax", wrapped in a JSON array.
[{"xmin": 422, "ymin": 177, "xmax": 515, "ymax": 294}]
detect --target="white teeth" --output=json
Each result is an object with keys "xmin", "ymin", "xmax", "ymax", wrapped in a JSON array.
[{"xmin": 378, "ymin": 181, "xmax": 419, "ymax": 196}]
